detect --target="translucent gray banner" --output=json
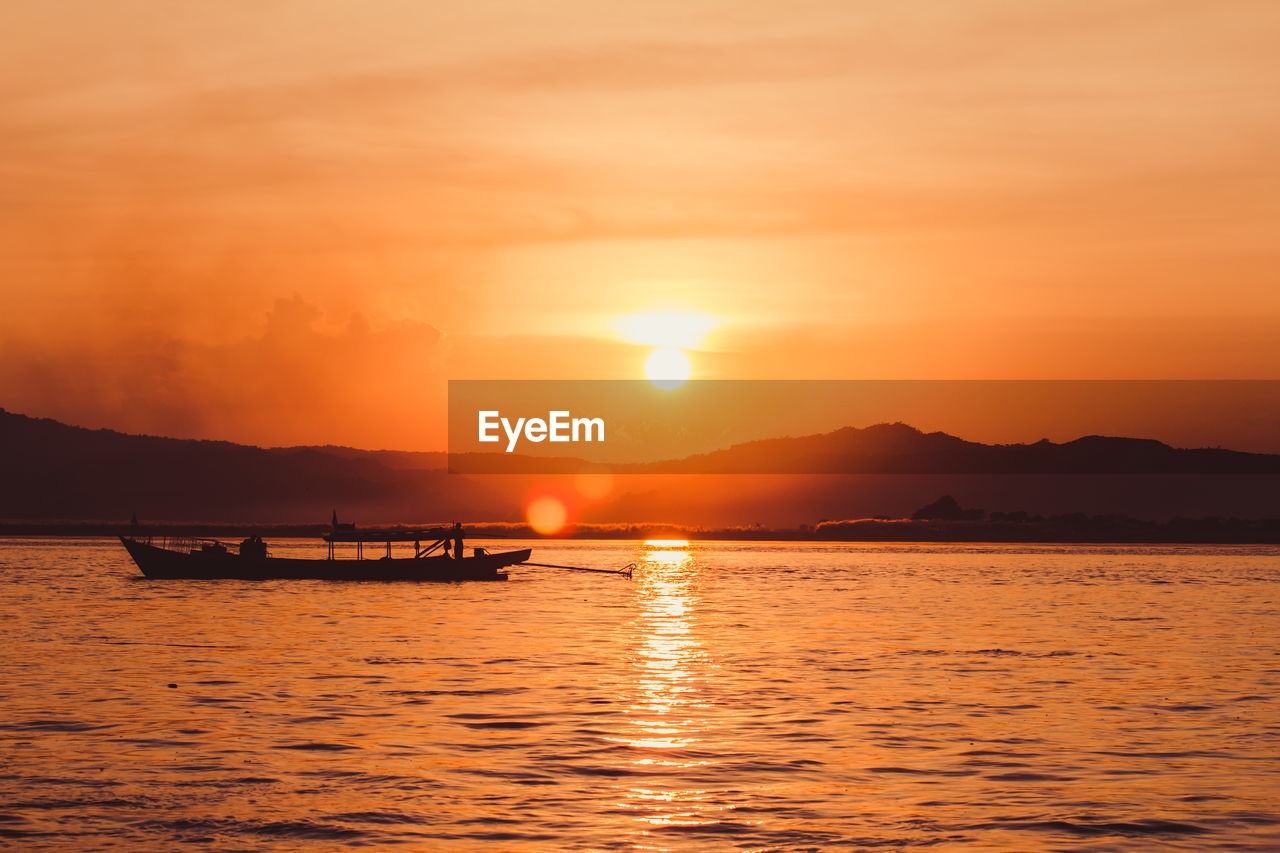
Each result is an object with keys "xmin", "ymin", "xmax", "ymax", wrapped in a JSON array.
[{"xmin": 446, "ymin": 380, "xmax": 1280, "ymax": 474}]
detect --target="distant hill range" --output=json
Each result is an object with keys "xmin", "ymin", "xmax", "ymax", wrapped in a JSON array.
[
  {"xmin": 452, "ymin": 421, "xmax": 1280, "ymax": 474},
  {"xmin": 0, "ymin": 409, "xmax": 497, "ymax": 523},
  {"xmin": 2, "ymin": 409, "xmax": 1278, "ymax": 524},
  {"xmin": 633, "ymin": 421, "xmax": 1280, "ymax": 474}
]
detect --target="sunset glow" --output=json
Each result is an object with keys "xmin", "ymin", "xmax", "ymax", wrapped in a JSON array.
[
  {"xmin": 573, "ymin": 472, "xmax": 614, "ymax": 500},
  {"xmin": 2, "ymin": 2, "xmax": 1273, "ymax": 451},
  {"xmin": 614, "ymin": 311, "xmax": 719, "ymax": 350},
  {"xmin": 4, "ymin": 5, "xmax": 1280, "ymax": 849}
]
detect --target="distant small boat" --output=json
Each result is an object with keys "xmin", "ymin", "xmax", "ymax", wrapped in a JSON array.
[{"xmin": 119, "ymin": 524, "xmax": 529, "ymax": 582}]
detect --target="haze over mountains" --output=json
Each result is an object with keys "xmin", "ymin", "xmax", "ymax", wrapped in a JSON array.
[{"xmin": 2, "ymin": 408, "xmax": 1278, "ymax": 525}]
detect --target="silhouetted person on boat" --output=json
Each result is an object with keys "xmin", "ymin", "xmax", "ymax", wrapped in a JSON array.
[
  {"xmin": 452, "ymin": 522, "xmax": 464, "ymax": 560},
  {"xmin": 239, "ymin": 535, "xmax": 267, "ymax": 559}
]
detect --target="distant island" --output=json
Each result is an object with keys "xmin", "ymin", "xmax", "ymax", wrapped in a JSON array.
[{"xmin": 4, "ymin": 508, "xmax": 1279, "ymax": 544}]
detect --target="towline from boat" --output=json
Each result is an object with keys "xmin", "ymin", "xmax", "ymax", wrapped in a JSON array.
[{"xmin": 119, "ymin": 525, "xmax": 530, "ymax": 581}]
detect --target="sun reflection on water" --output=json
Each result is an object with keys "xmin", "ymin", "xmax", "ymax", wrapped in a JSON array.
[
  {"xmin": 615, "ymin": 541, "xmax": 739, "ymax": 839},
  {"xmin": 643, "ymin": 539, "xmax": 690, "ymax": 550}
]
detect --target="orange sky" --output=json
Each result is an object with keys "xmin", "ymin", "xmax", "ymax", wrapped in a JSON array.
[{"xmin": 2, "ymin": 1, "xmax": 1278, "ymax": 450}]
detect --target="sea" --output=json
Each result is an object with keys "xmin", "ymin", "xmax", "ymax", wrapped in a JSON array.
[{"xmin": 1, "ymin": 537, "xmax": 1277, "ymax": 851}]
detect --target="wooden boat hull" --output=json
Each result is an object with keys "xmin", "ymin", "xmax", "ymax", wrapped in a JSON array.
[{"xmin": 120, "ymin": 537, "xmax": 528, "ymax": 581}]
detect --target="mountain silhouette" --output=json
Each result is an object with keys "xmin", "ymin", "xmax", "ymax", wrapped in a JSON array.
[
  {"xmin": 455, "ymin": 421, "xmax": 1280, "ymax": 474},
  {"xmin": 3, "ymin": 409, "xmax": 1278, "ymax": 524},
  {"xmin": 0, "ymin": 409, "xmax": 500, "ymax": 522}
]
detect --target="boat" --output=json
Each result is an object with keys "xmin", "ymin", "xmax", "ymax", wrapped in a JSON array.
[{"xmin": 119, "ymin": 524, "xmax": 530, "ymax": 581}]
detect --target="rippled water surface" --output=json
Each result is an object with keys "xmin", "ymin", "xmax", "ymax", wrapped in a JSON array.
[{"xmin": 1, "ymin": 538, "xmax": 1278, "ymax": 851}]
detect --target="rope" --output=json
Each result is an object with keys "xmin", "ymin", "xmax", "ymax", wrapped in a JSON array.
[{"xmin": 519, "ymin": 561, "xmax": 634, "ymax": 577}]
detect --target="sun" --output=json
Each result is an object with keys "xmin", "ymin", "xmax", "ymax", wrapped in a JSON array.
[
  {"xmin": 645, "ymin": 347, "xmax": 691, "ymax": 389},
  {"xmin": 614, "ymin": 308, "xmax": 713, "ymax": 389}
]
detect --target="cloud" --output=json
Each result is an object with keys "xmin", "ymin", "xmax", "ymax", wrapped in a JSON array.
[
  {"xmin": 0, "ymin": 0, "xmax": 1276, "ymax": 451},
  {"xmin": 0, "ymin": 295, "xmax": 447, "ymax": 449}
]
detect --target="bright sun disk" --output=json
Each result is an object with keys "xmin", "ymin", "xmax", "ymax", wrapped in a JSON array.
[{"xmin": 645, "ymin": 348, "xmax": 691, "ymax": 389}]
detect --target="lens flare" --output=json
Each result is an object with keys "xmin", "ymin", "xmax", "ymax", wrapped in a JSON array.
[{"xmin": 525, "ymin": 495, "xmax": 567, "ymax": 535}]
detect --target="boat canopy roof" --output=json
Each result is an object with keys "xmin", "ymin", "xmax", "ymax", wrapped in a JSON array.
[{"xmin": 323, "ymin": 527, "xmax": 457, "ymax": 544}]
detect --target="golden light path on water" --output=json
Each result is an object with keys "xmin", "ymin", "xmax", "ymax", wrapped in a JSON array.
[
  {"xmin": 2, "ymin": 539, "xmax": 1280, "ymax": 850},
  {"xmin": 614, "ymin": 541, "xmax": 737, "ymax": 841}
]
